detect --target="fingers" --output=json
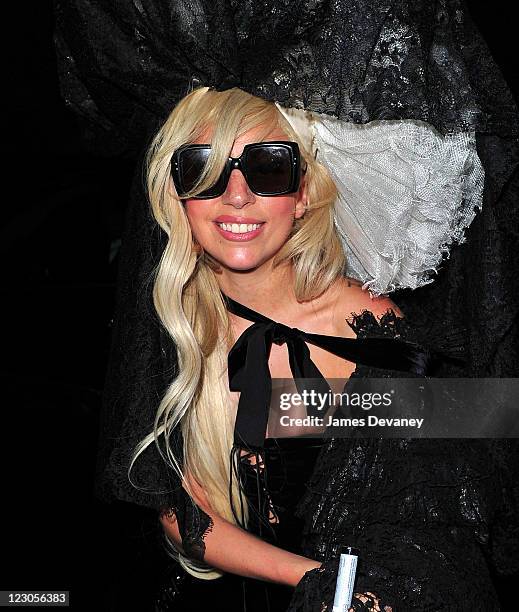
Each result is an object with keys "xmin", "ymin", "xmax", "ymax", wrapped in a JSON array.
[{"xmin": 349, "ymin": 591, "xmax": 392, "ymax": 612}]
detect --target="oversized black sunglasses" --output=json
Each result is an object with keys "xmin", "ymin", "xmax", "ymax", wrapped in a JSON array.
[{"xmin": 171, "ymin": 141, "xmax": 305, "ymax": 199}]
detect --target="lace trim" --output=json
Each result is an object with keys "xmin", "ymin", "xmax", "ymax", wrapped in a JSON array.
[
  {"xmin": 159, "ymin": 494, "xmax": 215, "ymax": 563},
  {"xmin": 347, "ymin": 309, "xmax": 408, "ymax": 340},
  {"xmin": 347, "ymin": 308, "xmax": 466, "ymax": 366}
]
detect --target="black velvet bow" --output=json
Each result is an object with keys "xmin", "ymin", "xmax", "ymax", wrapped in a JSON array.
[{"xmin": 223, "ymin": 293, "xmax": 434, "ymax": 449}]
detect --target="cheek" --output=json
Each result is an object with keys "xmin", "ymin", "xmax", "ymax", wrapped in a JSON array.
[
  {"xmin": 184, "ymin": 202, "xmax": 211, "ymax": 238},
  {"xmin": 275, "ymin": 199, "xmax": 297, "ymax": 214},
  {"xmin": 269, "ymin": 199, "xmax": 298, "ymax": 230}
]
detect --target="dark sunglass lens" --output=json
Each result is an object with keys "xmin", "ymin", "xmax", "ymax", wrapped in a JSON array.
[
  {"xmin": 246, "ymin": 146, "xmax": 292, "ymax": 194},
  {"xmin": 178, "ymin": 148, "xmax": 210, "ymax": 194},
  {"xmin": 179, "ymin": 148, "xmax": 228, "ymax": 198},
  {"xmin": 199, "ymin": 169, "xmax": 228, "ymax": 198}
]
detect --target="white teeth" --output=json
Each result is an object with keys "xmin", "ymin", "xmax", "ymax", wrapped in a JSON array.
[{"xmin": 217, "ymin": 222, "xmax": 262, "ymax": 233}]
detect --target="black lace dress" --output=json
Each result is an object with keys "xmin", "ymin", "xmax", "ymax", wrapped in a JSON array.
[{"xmin": 156, "ymin": 309, "xmax": 518, "ymax": 612}]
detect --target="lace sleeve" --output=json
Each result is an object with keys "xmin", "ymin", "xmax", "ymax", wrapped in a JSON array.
[{"xmin": 287, "ymin": 311, "xmax": 513, "ymax": 610}]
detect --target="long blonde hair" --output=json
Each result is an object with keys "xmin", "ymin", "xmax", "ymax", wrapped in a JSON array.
[{"xmin": 132, "ymin": 86, "xmax": 345, "ymax": 578}]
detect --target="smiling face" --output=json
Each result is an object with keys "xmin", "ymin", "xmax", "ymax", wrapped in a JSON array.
[{"xmin": 182, "ymin": 123, "xmax": 307, "ymax": 274}]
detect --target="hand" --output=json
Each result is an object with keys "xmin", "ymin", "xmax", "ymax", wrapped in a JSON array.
[
  {"xmin": 287, "ymin": 558, "xmax": 393, "ymax": 612},
  {"xmin": 349, "ymin": 591, "xmax": 393, "ymax": 612}
]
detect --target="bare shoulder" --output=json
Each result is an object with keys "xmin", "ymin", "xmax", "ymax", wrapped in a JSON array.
[{"xmin": 333, "ymin": 276, "xmax": 405, "ymax": 324}]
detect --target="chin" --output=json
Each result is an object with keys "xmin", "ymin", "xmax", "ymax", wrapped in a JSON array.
[
  {"xmin": 209, "ymin": 250, "xmax": 271, "ymax": 273},
  {"xmin": 220, "ymin": 258, "xmax": 265, "ymax": 272}
]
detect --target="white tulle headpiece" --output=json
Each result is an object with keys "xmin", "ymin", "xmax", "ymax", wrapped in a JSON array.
[{"xmin": 276, "ymin": 104, "xmax": 484, "ymax": 296}]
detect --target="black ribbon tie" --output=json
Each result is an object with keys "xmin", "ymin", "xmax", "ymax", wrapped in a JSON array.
[{"xmin": 222, "ymin": 292, "xmax": 433, "ymax": 450}]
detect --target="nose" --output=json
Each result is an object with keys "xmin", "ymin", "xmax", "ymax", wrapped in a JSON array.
[{"xmin": 222, "ymin": 169, "xmax": 255, "ymax": 209}]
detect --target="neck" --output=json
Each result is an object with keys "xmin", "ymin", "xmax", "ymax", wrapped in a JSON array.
[{"xmin": 217, "ymin": 260, "xmax": 298, "ymax": 316}]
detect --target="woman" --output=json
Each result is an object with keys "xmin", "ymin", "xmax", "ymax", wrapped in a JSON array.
[
  {"xmin": 129, "ymin": 85, "xmax": 516, "ymax": 611},
  {"xmin": 142, "ymin": 85, "xmax": 406, "ymax": 610}
]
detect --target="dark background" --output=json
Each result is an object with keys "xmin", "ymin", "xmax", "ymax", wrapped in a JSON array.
[{"xmin": 2, "ymin": 1, "xmax": 518, "ymax": 610}]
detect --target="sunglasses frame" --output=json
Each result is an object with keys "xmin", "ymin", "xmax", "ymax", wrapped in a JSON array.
[{"xmin": 171, "ymin": 140, "xmax": 304, "ymax": 199}]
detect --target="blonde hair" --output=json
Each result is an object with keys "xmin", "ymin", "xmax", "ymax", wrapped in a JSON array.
[{"xmin": 131, "ymin": 86, "xmax": 345, "ymax": 578}]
